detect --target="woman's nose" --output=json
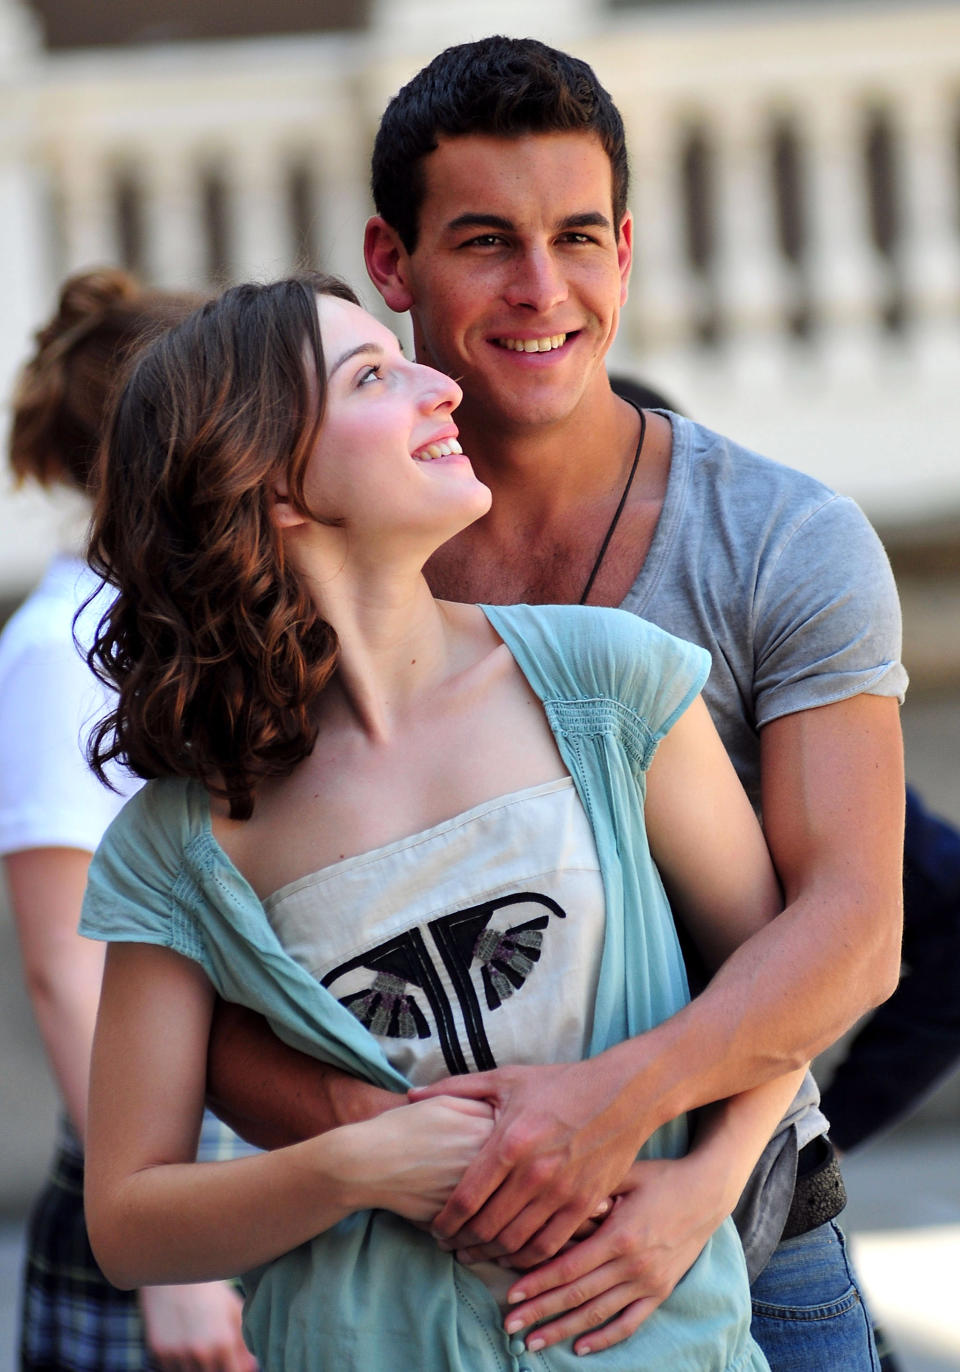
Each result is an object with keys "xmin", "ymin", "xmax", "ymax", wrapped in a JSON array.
[{"xmin": 416, "ymin": 365, "xmax": 462, "ymax": 413}]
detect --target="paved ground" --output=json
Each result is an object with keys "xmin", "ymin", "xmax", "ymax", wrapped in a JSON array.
[{"xmin": 841, "ymin": 1126, "xmax": 960, "ymax": 1371}]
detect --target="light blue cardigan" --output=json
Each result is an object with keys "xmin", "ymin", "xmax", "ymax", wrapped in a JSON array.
[{"xmin": 82, "ymin": 603, "xmax": 769, "ymax": 1372}]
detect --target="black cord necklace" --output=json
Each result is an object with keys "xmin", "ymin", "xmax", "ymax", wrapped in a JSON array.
[{"xmin": 579, "ymin": 401, "xmax": 647, "ymax": 605}]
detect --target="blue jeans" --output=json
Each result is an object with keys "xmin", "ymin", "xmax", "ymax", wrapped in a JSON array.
[{"xmin": 750, "ymin": 1221, "xmax": 880, "ymax": 1371}]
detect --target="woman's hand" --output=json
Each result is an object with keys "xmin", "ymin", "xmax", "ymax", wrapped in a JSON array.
[
  {"xmin": 344, "ymin": 1095, "xmax": 495, "ymax": 1224},
  {"xmin": 138, "ymin": 1281, "xmax": 258, "ymax": 1371},
  {"xmin": 497, "ymin": 1152, "xmax": 727, "ymax": 1357}
]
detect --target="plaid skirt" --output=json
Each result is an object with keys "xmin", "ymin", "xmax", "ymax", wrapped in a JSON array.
[{"xmin": 20, "ymin": 1113, "xmax": 252, "ymax": 1372}]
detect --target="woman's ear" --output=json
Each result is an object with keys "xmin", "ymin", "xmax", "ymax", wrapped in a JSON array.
[{"xmin": 270, "ymin": 487, "xmax": 307, "ymax": 529}]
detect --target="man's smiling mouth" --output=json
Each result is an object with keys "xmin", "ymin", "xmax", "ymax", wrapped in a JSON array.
[{"xmin": 494, "ymin": 333, "xmax": 569, "ymax": 353}]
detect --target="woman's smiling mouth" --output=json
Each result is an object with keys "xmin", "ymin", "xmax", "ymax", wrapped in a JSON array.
[{"xmin": 412, "ymin": 437, "xmax": 464, "ymax": 462}]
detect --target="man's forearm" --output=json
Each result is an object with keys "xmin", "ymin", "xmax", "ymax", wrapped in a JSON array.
[
  {"xmin": 631, "ymin": 694, "xmax": 904, "ymax": 1129},
  {"xmin": 206, "ymin": 1000, "xmax": 402, "ymax": 1149},
  {"xmin": 610, "ymin": 880, "xmax": 901, "ymax": 1140}
]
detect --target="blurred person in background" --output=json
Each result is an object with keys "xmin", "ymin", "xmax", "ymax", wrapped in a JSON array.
[{"xmin": 0, "ymin": 268, "xmax": 258, "ymax": 1372}]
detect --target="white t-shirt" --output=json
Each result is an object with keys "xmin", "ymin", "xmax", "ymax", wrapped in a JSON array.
[{"xmin": 0, "ymin": 555, "xmax": 140, "ymax": 855}]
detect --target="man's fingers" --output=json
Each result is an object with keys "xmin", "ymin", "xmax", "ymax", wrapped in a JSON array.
[
  {"xmin": 439, "ymin": 1152, "xmax": 606, "ymax": 1251},
  {"xmin": 492, "ymin": 1201, "xmax": 591, "ymax": 1269},
  {"xmin": 429, "ymin": 1152, "xmax": 509, "ymax": 1240},
  {"xmin": 454, "ymin": 1196, "xmax": 552, "ymax": 1261}
]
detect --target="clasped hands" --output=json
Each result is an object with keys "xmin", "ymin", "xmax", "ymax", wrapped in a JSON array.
[{"xmin": 409, "ymin": 1058, "xmax": 726, "ymax": 1358}]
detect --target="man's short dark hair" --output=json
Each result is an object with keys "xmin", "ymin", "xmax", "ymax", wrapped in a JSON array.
[{"xmin": 371, "ymin": 35, "xmax": 629, "ymax": 252}]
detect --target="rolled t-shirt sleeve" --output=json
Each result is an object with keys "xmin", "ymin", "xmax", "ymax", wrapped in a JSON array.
[{"xmin": 752, "ymin": 494, "xmax": 908, "ymax": 728}]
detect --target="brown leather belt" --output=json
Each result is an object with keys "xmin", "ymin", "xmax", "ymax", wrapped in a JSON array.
[{"xmin": 781, "ymin": 1135, "xmax": 847, "ymax": 1240}]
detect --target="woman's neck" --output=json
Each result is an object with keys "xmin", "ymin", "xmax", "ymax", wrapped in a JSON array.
[{"xmin": 303, "ymin": 563, "xmax": 482, "ymax": 743}]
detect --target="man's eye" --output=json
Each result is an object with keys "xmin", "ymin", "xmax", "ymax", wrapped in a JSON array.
[
  {"xmin": 463, "ymin": 234, "xmax": 506, "ymax": 248},
  {"xmin": 357, "ymin": 365, "xmax": 382, "ymax": 386}
]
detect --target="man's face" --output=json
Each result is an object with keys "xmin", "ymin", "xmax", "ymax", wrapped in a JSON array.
[{"xmin": 387, "ymin": 131, "xmax": 632, "ymax": 435}]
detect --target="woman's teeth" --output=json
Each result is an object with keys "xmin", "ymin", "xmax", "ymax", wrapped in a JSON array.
[
  {"xmin": 498, "ymin": 334, "xmax": 567, "ymax": 352},
  {"xmin": 414, "ymin": 438, "xmax": 463, "ymax": 462}
]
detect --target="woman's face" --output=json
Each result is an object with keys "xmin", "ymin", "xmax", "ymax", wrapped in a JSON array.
[{"xmin": 294, "ymin": 294, "xmax": 491, "ymax": 548}]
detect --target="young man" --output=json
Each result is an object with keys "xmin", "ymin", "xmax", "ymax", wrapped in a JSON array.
[{"xmin": 209, "ymin": 37, "xmax": 905, "ymax": 1367}]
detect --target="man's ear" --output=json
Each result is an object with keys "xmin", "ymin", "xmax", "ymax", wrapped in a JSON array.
[
  {"xmin": 617, "ymin": 211, "xmax": 633, "ymax": 308},
  {"xmin": 364, "ymin": 216, "xmax": 415, "ymax": 313}
]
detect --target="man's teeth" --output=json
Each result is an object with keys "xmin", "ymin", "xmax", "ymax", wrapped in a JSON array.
[
  {"xmin": 499, "ymin": 334, "xmax": 567, "ymax": 353},
  {"xmin": 414, "ymin": 437, "xmax": 463, "ymax": 462}
]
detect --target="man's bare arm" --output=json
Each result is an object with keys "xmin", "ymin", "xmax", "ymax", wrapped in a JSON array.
[
  {"xmin": 414, "ymin": 694, "xmax": 904, "ymax": 1254},
  {"xmin": 206, "ymin": 1001, "xmax": 401, "ymax": 1150}
]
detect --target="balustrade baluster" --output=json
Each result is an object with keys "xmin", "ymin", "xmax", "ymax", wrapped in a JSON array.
[
  {"xmin": 899, "ymin": 84, "xmax": 960, "ymax": 361},
  {"xmin": 138, "ymin": 146, "xmax": 207, "ymax": 290},
  {"xmin": 55, "ymin": 150, "xmax": 120, "ymax": 276},
  {"xmin": 803, "ymin": 91, "xmax": 890, "ymax": 371}
]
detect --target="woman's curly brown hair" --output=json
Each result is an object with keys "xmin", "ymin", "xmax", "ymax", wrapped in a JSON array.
[
  {"xmin": 10, "ymin": 266, "xmax": 202, "ymax": 492},
  {"xmin": 87, "ymin": 272, "xmax": 360, "ymax": 821}
]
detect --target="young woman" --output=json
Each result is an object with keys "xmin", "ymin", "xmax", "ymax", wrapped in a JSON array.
[
  {"xmin": 81, "ymin": 272, "xmax": 801, "ymax": 1370},
  {"xmin": 0, "ymin": 268, "xmax": 258, "ymax": 1372}
]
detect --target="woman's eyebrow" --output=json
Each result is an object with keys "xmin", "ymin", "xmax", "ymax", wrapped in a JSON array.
[{"xmin": 328, "ymin": 342, "xmax": 385, "ymax": 377}]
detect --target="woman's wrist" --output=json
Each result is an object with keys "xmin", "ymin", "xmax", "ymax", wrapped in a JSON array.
[
  {"xmin": 682, "ymin": 1108, "xmax": 754, "ymax": 1223},
  {"xmin": 312, "ymin": 1119, "xmax": 380, "ymax": 1215}
]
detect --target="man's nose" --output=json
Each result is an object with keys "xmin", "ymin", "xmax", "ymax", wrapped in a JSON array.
[{"xmin": 503, "ymin": 246, "xmax": 568, "ymax": 313}]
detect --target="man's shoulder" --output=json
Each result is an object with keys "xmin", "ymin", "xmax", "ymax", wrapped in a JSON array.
[
  {"xmin": 676, "ymin": 413, "xmax": 839, "ymax": 509},
  {"xmin": 667, "ymin": 413, "xmax": 877, "ymax": 563}
]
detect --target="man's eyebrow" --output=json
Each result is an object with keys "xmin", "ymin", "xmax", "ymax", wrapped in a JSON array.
[
  {"xmin": 561, "ymin": 211, "xmax": 612, "ymax": 231},
  {"xmin": 445, "ymin": 213, "xmax": 515, "ymax": 234},
  {"xmin": 444, "ymin": 211, "xmax": 612, "ymax": 234}
]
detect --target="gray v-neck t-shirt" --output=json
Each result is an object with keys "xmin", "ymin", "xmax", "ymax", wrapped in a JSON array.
[{"xmin": 620, "ymin": 413, "xmax": 907, "ymax": 1275}]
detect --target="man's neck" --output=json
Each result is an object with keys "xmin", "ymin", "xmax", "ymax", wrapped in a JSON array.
[
  {"xmin": 428, "ymin": 397, "xmax": 672, "ymax": 608},
  {"xmin": 455, "ymin": 386, "xmax": 630, "ymax": 517}
]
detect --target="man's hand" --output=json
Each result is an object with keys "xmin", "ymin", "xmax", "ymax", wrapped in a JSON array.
[
  {"xmin": 138, "ymin": 1281, "xmax": 257, "ymax": 1372},
  {"xmin": 409, "ymin": 1052, "xmax": 653, "ymax": 1261},
  {"xmin": 495, "ymin": 1154, "xmax": 726, "ymax": 1357}
]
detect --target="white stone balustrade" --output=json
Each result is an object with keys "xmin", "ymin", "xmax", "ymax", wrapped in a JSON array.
[{"xmin": 2, "ymin": 0, "xmax": 960, "ymax": 593}]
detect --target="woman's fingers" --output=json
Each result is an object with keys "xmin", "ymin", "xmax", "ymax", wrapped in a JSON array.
[{"xmin": 507, "ymin": 1276, "xmax": 660, "ymax": 1356}]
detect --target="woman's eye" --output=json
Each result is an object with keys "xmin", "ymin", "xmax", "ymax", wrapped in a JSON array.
[{"xmin": 358, "ymin": 364, "xmax": 383, "ymax": 386}]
